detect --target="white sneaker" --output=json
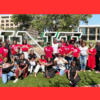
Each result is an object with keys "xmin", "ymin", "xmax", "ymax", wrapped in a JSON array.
[
  {"xmin": 13, "ymin": 79, "xmax": 18, "ymax": 83},
  {"xmin": 96, "ymin": 71, "xmax": 99, "ymax": 73},
  {"xmin": 88, "ymin": 70, "xmax": 91, "ymax": 72}
]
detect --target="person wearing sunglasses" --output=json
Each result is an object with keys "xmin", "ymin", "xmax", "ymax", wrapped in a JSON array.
[{"xmin": 53, "ymin": 53, "xmax": 68, "ymax": 76}]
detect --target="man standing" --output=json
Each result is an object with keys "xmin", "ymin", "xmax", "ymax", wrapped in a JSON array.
[
  {"xmin": 6, "ymin": 39, "xmax": 11, "ymax": 62},
  {"xmin": 95, "ymin": 41, "xmax": 100, "ymax": 73},
  {"xmin": 0, "ymin": 38, "xmax": 2, "ymax": 48}
]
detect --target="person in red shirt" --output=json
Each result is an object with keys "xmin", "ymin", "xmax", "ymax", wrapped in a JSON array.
[
  {"xmin": 34, "ymin": 55, "xmax": 47, "ymax": 77},
  {"xmin": 20, "ymin": 40, "xmax": 33, "ymax": 59},
  {"xmin": 64, "ymin": 41, "xmax": 74, "ymax": 70},
  {"xmin": 0, "ymin": 42, "xmax": 8, "ymax": 64},
  {"xmin": 11, "ymin": 40, "xmax": 20, "ymax": 57},
  {"xmin": 72, "ymin": 44, "xmax": 81, "ymax": 71},
  {"xmin": 87, "ymin": 42, "xmax": 96, "ymax": 71},
  {"xmin": 44, "ymin": 42, "xmax": 54, "ymax": 59},
  {"xmin": 57, "ymin": 43, "xmax": 65, "ymax": 57},
  {"xmin": 70, "ymin": 39, "xmax": 76, "ymax": 46},
  {"xmin": 60, "ymin": 38, "xmax": 66, "ymax": 47}
]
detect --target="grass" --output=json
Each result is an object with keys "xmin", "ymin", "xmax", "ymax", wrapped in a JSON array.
[{"xmin": 0, "ymin": 70, "xmax": 100, "ymax": 87}]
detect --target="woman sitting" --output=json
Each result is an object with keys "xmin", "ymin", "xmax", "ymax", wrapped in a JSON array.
[
  {"xmin": 67, "ymin": 61, "xmax": 81, "ymax": 87},
  {"xmin": 28, "ymin": 50, "xmax": 37, "ymax": 76},
  {"xmin": 2, "ymin": 57, "xmax": 14, "ymax": 84},
  {"xmin": 34, "ymin": 55, "xmax": 47, "ymax": 77},
  {"xmin": 44, "ymin": 57, "xmax": 55, "ymax": 79},
  {"xmin": 53, "ymin": 53, "xmax": 68, "ymax": 76}
]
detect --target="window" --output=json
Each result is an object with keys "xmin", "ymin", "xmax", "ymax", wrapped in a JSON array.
[
  {"xmin": 74, "ymin": 28, "xmax": 78, "ymax": 32},
  {"xmin": 10, "ymin": 20, "xmax": 13, "ymax": 22},
  {"xmin": 6, "ymin": 24, "xmax": 9, "ymax": 26},
  {"xmin": 89, "ymin": 28, "xmax": 95, "ymax": 34},
  {"xmin": 1, "ymin": 20, "xmax": 4, "ymax": 23},
  {"xmin": 1, "ymin": 24, "xmax": 4, "ymax": 26},
  {"xmin": 6, "ymin": 20, "xmax": 9, "ymax": 22},
  {"xmin": 11, "ymin": 27, "xmax": 13, "ymax": 29},
  {"xmin": 81, "ymin": 28, "xmax": 87, "ymax": 34},
  {"xmin": 10, "ymin": 24, "xmax": 13, "ymax": 26}
]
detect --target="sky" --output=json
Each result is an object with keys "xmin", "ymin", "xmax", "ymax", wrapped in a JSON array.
[{"xmin": 0, "ymin": 14, "xmax": 100, "ymax": 25}]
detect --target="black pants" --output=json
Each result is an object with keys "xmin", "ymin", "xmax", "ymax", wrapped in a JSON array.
[
  {"xmin": 95, "ymin": 56, "xmax": 100, "ymax": 71},
  {"xmin": 73, "ymin": 57, "xmax": 81, "ymax": 71},
  {"xmin": 66, "ymin": 74, "xmax": 80, "ymax": 87},
  {"xmin": 70, "ymin": 76, "xmax": 80, "ymax": 87}
]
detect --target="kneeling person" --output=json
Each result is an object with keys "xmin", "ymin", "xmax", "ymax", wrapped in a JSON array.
[
  {"xmin": 13, "ymin": 53, "xmax": 28, "ymax": 83},
  {"xmin": 67, "ymin": 61, "xmax": 81, "ymax": 87}
]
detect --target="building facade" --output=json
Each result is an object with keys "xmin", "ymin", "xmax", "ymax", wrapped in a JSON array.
[
  {"xmin": 72, "ymin": 25, "xmax": 100, "ymax": 41},
  {"xmin": 0, "ymin": 15, "xmax": 18, "ymax": 30},
  {"xmin": 0, "ymin": 15, "xmax": 38, "ymax": 38}
]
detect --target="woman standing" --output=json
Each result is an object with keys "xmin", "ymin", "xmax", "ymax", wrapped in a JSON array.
[
  {"xmin": 44, "ymin": 57, "xmax": 55, "ymax": 78},
  {"xmin": 72, "ymin": 44, "xmax": 81, "ymax": 71},
  {"xmin": 77, "ymin": 38, "xmax": 83, "ymax": 47},
  {"xmin": 60, "ymin": 38, "xmax": 66, "ymax": 47},
  {"xmin": 79, "ymin": 42, "xmax": 88, "ymax": 72},
  {"xmin": 70, "ymin": 39, "xmax": 76, "ymax": 46},
  {"xmin": 67, "ymin": 61, "xmax": 80, "ymax": 87},
  {"xmin": 64, "ymin": 41, "xmax": 74, "ymax": 69},
  {"xmin": 11, "ymin": 40, "xmax": 20, "ymax": 57},
  {"xmin": 87, "ymin": 42, "xmax": 96, "ymax": 71},
  {"xmin": 57, "ymin": 43, "xmax": 65, "ymax": 57},
  {"xmin": 20, "ymin": 40, "xmax": 32, "ymax": 59}
]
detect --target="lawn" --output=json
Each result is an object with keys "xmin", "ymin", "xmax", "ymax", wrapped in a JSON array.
[{"xmin": 0, "ymin": 70, "xmax": 100, "ymax": 87}]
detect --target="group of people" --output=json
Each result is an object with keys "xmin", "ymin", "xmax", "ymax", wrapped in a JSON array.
[{"xmin": 0, "ymin": 38, "xmax": 100, "ymax": 87}]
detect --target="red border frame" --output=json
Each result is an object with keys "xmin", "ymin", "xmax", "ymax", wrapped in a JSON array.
[{"xmin": 0, "ymin": 0, "xmax": 100, "ymax": 99}]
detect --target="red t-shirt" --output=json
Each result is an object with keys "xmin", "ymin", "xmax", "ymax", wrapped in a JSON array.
[
  {"xmin": 64, "ymin": 45, "xmax": 74, "ymax": 55},
  {"xmin": 62, "ymin": 42, "xmax": 66, "ymax": 47},
  {"xmin": 57, "ymin": 47, "xmax": 65, "ymax": 55},
  {"xmin": 11, "ymin": 44, "xmax": 20, "ymax": 55},
  {"xmin": 72, "ymin": 47, "xmax": 80, "ymax": 58},
  {"xmin": 0, "ymin": 47, "xmax": 8, "ymax": 62},
  {"xmin": 44, "ymin": 46, "xmax": 53, "ymax": 58},
  {"xmin": 39, "ymin": 59, "xmax": 47, "ymax": 65},
  {"xmin": 20, "ymin": 44, "xmax": 31, "ymax": 52}
]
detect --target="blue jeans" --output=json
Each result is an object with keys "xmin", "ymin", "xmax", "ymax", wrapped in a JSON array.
[
  {"xmin": 65, "ymin": 57, "xmax": 73, "ymax": 70},
  {"xmin": 2, "ymin": 72, "xmax": 14, "ymax": 84},
  {"xmin": 80, "ymin": 55, "xmax": 87, "ymax": 70},
  {"xmin": 53, "ymin": 65, "xmax": 65, "ymax": 76},
  {"xmin": 13, "ymin": 62, "xmax": 17, "ymax": 69}
]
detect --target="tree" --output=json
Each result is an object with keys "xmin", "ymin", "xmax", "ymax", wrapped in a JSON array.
[
  {"xmin": 11, "ymin": 14, "xmax": 92, "ymax": 34},
  {"xmin": 31, "ymin": 14, "xmax": 92, "ymax": 32},
  {"xmin": 11, "ymin": 14, "xmax": 33, "ymax": 30}
]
